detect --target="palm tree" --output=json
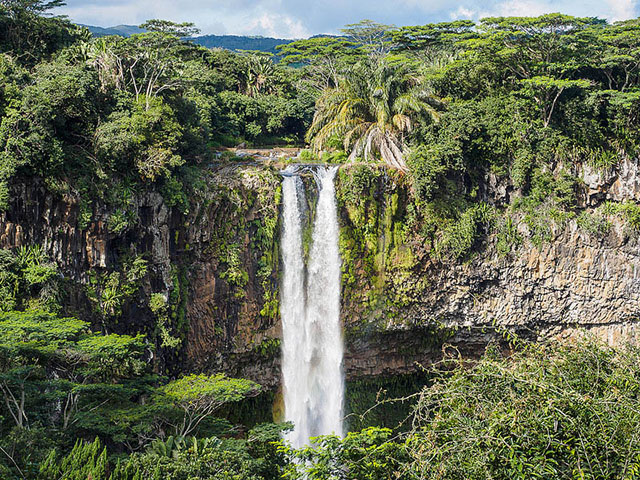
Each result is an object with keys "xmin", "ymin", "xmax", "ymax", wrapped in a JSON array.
[
  {"xmin": 242, "ymin": 54, "xmax": 276, "ymax": 97},
  {"xmin": 306, "ymin": 59, "xmax": 440, "ymax": 170}
]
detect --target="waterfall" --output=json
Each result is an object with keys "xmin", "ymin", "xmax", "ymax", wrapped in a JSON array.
[
  {"xmin": 280, "ymin": 167, "xmax": 308, "ymax": 446},
  {"xmin": 280, "ymin": 165, "xmax": 344, "ymax": 448}
]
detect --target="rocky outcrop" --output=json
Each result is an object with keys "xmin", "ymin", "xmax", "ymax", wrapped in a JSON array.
[{"xmin": 580, "ymin": 156, "xmax": 640, "ymax": 205}]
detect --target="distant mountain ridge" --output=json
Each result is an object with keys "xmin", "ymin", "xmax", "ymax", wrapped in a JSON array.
[
  {"xmin": 80, "ymin": 24, "xmax": 295, "ymax": 53},
  {"xmin": 79, "ymin": 24, "xmax": 147, "ymax": 37},
  {"xmin": 192, "ymin": 34, "xmax": 294, "ymax": 53}
]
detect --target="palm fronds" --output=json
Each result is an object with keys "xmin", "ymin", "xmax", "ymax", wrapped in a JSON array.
[{"xmin": 307, "ymin": 59, "xmax": 441, "ymax": 170}]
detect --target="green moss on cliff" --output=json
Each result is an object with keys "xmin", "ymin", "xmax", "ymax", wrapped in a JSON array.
[{"xmin": 336, "ymin": 164, "xmax": 427, "ymax": 335}]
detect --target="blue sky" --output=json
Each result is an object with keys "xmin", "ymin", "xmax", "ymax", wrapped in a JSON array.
[{"xmin": 55, "ymin": 0, "xmax": 639, "ymax": 39}]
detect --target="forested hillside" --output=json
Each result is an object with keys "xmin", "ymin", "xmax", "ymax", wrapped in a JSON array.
[
  {"xmin": 1, "ymin": 0, "xmax": 640, "ymax": 477},
  {"xmin": 83, "ymin": 23, "xmax": 295, "ymax": 54}
]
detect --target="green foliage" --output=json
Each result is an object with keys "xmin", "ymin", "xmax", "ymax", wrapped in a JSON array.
[
  {"xmin": 0, "ymin": 306, "xmax": 269, "ymax": 476},
  {"xmin": 345, "ymin": 373, "xmax": 429, "ymax": 432},
  {"xmin": 219, "ymin": 243, "xmax": 249, "ymax": 293},
  {"xmin": 139, "ymin": 19, "xmax": 200, "ymax": 37},
  {"xmin": 0, "ymin": 245, "xmax": 59, "ymax": 312},
  {"xmin": 406, "ymin": 340, "xmax": 640, "ymax": 479},
  {"xmin": 391, "ymin": 21, "xmax": 476, "ymax": 52},
  {"xmin": 86, "ymin": 254, "xmax": 147, "ymax": 321},
  {"xmin": 0, "ymin": 0, "xmax": 83, "ymax": 67},
  {"xmin": 150, "ymin": 293, "xmax": 181, "ymax": 349},
  {"xmin": 520, "ymin": 76, "xmax": 591, "ymax": 127},
  {"xmin": 157, "ymin": 374, "xmax": 260, "ymax": 437},
  {"xmin": 603, "ymin": 200, "xmax": 640, "ymax": 229},
  {"xmin": 0, "ymin": 308, "xmax": 152, "ymax": 462},
  {"xmin": 251, "ymin": 337, "xmax": 281, "ymax": 359},
  {"xmin": 0, "ymin": 60, "xmax": 99, "ymax": 184},
  {"xmin": 0, "ymin": 8, "xmax": 313, "ymax": 219},
  {"xmin": 495, "ymin": 215, "xmax": 523, "ymax": 255},
  {"xmin": 96, "ymin": 96, "xmax": 184, "ymax": 182},
  {"xmin": 437, "ymin": 203, "xmax": 495, "ymax": 260},
  {"xmin": 408, "ymin": 142, "xmax": 461, "ymax": 203},
  {"xmin": 39, "ymin": 438, "xmax": 109, "ymax": 480},
  {"xmin": 283, "ymin": 427, "xmax": 410, "ymax": 480},
  {"xmin": 213, "ymin": 89, "xmax": 313, "ymax": 144},
  {"xmin": 161, "ymin": 374, "xmax": 258, "ymax": 405},
  {"xmin": 576, "ymin": 210, "xmax": 612, "ymax": 236},
  {"xmin": 277, "ymin": 36, "xmax": 363, "ymax": 91},
  {"xmin": 121, "ymin": 425, "xmax": 290, "ymax": 480},
  {"xmin": 307, "ymin": 58, "xmax": 440, "ymax": 170}
]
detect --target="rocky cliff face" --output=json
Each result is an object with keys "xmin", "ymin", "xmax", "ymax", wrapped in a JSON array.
[
  {"xmin": 343, "ymin": 220, "xmax": 640, "ymax": 378},
  {"xmin": 1, "ymin": 160, "xmax": 639, "ymax": 391},
  {"xmin": 338, "ymin": 158, "xmax": 640, "ymax": 380}
]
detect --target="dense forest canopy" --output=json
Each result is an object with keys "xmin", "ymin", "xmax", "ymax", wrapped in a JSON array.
[{"xmin": 2, "ymin": 0, "xmax": 640, "ymax": 477}]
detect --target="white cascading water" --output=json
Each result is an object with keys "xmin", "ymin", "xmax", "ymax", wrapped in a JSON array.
[
  {"xmin": 280, "ymin": 165, "xmax": 344, "ymax": 448},
  {"xmin": 280, "ymin": 167, "xmax": 308, "ymax": 446}
]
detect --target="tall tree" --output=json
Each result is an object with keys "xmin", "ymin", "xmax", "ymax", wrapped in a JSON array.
[
  {"xmin": 589, "ymin": 18, "xmax": 640, "ymax": 91},
  {"xmin": 139, "ymin": 19, "xmax": 200, "ymax": 38},
  {"xmin": 278, "ymin": 36, "xmax": 362, "ymax": 89},
  {"xmin": 0, "ymin": 0, "xmax": 82, "ymax": 65},
  {"xmin": 470, "ymin": 14, "xmax": 603, "ymax": 81},
  {"xmin": 341, "ymin": 19, "xmax": 394, "ymax": 58},
  {"xmin": 391, "ymin": 20, "xmax": 476, "ymax": 53}
]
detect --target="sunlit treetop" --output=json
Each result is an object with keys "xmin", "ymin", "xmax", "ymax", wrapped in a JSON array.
[
  {"xmin": 139, "ymin": 19, "xmax": 201, "ymax": 38},
  {"xmin": 391, "ymin": 20, "xmax": 476, "ymax": 51},
  {"xmin": 478, "ymin": 13, "xmax": 606, "ymax": 34},
  {"xmin": 0, "ymin": 0, "xmax": 65, "ymax": 14}
]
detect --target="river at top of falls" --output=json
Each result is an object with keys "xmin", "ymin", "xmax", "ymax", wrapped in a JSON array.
[{"xmin": 280, "ymin": 164, "xmax": 344, "ymax": 448}]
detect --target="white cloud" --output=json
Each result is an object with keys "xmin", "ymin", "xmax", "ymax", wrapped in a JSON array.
[
  {"xmin": 55, "ymin": 0, "xmax": 640, "ymax": 37},
  {"xmin": 493, "ymin": 0, "xmax": 554, "ymax": 17},
  {"xmin": 606, "ymin": 0, "xmax": 637, "ymax": 21},
  {"xmin": 450, "ymin": 6, "xmax": 475, "ymax": 19},
  {"xmin": 243, "ymin": 12, "xmax": 309, "ymax": 38},
  {"xmin": 58, "ymin": 0, "xmax": 205, "ymax": 27}
]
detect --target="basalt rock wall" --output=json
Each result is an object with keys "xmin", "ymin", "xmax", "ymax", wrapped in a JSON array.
[{"xmin": 1, "ymin": 160, "xmax": 639, "ymax": 389}]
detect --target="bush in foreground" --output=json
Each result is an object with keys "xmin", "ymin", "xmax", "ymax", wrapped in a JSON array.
[{"xmin": 405, "ymin": 338, "xmax": 640, "ymax": 479}]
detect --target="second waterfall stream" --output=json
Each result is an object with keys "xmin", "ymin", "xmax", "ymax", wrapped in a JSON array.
[{"xmin": 280, "ymin": 165, "xmax": 345, "ymax": 448}]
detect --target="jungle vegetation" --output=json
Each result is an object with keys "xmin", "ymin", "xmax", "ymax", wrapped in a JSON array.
[{"xmin": 2, "ymin": 0, "xmax": 640, "ymax": 477}]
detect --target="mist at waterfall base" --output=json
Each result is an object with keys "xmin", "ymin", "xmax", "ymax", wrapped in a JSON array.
[{"xmin": 280, "ymin": 165, "xmax": 345, "ymax": 448}]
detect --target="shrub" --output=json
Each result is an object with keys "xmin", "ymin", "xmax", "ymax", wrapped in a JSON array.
[
  {"xmin": 603, "ymin": 201, "xmax": 640, "ymax": 230},
  {"xmin": 407, "ymin": 339, "xmax": 640, "ymax": 479},
  {"xmin": 437, "ymin": 203, "xmax": 495, "ymax": 259}
]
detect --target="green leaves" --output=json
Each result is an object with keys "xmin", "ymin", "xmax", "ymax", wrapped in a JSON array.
[
  {"xmin": 85, "ymin": 254, "xmax": 148, "ymax": 320},
  {"xmin": 307, "ymin": 58, "xmax": 441, "ymax": 170},
  {"xmin": 138, "ymin": 19, "xmax": 200, "ymax": 38},
  {"xmin": 284, "ymin": 427, "xmax": 409, "ymax": 480},
  {"xmin": 0, "ymin": 245, "xmax": 60, "ymax": 312},
  {"xmin": 519, "ymin": 75, "xmax": 591, "ymax": 126},
  {"xmin": 161, "ymin": 373, "xmax": 259, "ymax": 407},
  {"xmin": 0, "ymin": 310, "xmax": 88, "ymax": 350},
  {"xmin": 156, "ymin": 374, "xmax": 260, "ymax": 437},
  {"xmin": 95, "ymin": 96, "xmax": 184, "ymax": 182},
  {"xmin": 78, "ymin": 334, "xmax": 147, "ymax": 379},
  {"xmin": 38, "ymin": 438, "xmax": 109, "ymax": 480},
  {"xmin": 407, "ymin": 340, "xmax": 640, "ymax": 479},
  {"xmin": 278, "ymin": 37, "xmax": 361, "ymax": 67},
  {"xmin": 436, "ymin": 202, "xmax": 496, "ymax": 260},
  {"xmin": 0, "ymin": 0, "xmax": 82, "ymax": 66},
  {"xmin": 0, "ymin": 308, "xmax": 153, "ymax": 442},
  {"xmin": 391, "ymin": 21, "xmax": 476, "ymax": 52}
]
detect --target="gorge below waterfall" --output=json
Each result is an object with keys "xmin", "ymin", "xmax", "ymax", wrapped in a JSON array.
[{"xmin": 280, "ymin": 165, "xmax": 345, "ymax": 448}]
